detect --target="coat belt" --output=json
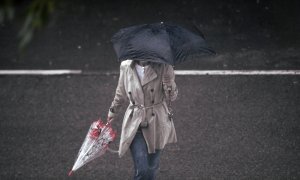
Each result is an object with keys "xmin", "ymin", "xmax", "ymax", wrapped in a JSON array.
[
  {"xmin": 129, "ymin": 101, "xmax": 164, "ymax": 128},
  {"xmin": 130, "ymin": 101, "xmax": 164, "ymax": 110}
]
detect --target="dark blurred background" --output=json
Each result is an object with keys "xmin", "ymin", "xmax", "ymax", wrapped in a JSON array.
[{"xmin": 1, "ymin": 0, "xmax": 300, "ymax": 70}]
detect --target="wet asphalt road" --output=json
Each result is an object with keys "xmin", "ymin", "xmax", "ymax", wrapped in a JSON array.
[{"xmin": 0, "ymin": 75, "xmax": 299, "ymax": 179}]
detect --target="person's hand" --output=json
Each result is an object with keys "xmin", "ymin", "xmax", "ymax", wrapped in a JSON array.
[
  {"xmin": 107, "ymin": 116, "xmax": 114, "ymax": 124},
  {"xmin": 162, "ymin": 75, "xmax": 171, "ymax": 85}
]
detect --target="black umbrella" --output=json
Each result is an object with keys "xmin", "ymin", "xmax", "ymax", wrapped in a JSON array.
[{"xmin": 111, "ymin": 22, "xmax": 215, "ymax": 65}]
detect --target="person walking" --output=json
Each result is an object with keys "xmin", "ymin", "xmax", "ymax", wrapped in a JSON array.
[{"xmin": 107, "ymin": 59, "xmax": 178, "ymax": 180}]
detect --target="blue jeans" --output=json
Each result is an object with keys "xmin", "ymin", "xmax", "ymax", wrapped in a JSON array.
[{"xmin": 130, "ymin": 129, "xmax": 161, "ymax": 180}]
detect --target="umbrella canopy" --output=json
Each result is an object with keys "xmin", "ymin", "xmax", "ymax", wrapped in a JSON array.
[
  {"xmin": 111, "ymin": 22, "xmax": 215, "ymax": 65},
  {"xmin": 68, "ymin": 119, "xmax": 116, "ymax": 176}
]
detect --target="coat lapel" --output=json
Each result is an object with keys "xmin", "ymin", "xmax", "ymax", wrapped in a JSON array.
[{"xmin": 141, "ymin": 65, "xmax": 157, "ymax": 86}]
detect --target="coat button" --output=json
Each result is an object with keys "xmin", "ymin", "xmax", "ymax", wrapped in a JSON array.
[
  {"xmin": 152, "ymin": 100, "xmax": 154, "ymax": 104},
  {"xmin": 128, "ymin": 91, "xmax": 131, "ymax": 94},
  {"xmin": 152, "ymin": 113, "xmax": 155, "ymax": 116},
  {"xmin": 151, "ymin": 89, "xmax": 154, "ymax": 92}
]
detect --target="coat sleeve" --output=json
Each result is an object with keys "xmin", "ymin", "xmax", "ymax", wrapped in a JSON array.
[
  {"xmin": 162, "ymin": 64, "xmax": 178, "ymax": 101},
  {"xmin": 108, "ymin": 63, "xmax": 127, "ymax": 118}
]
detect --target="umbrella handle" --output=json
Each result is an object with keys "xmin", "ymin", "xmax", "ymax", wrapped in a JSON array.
[{"xmin": 107, "ymin": 147, "xmax": 119, "ymax": 154}]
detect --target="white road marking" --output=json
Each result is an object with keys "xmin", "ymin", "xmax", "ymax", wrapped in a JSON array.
[
  {"xmin": 0, "ymin": 70, "xmax": 300, "ymax": 75},
  {"xmin": 0, "ymin": 70, "xmax": 82, "ymax": 75},
  {"xmin": 174, "ymin": 70, "xmax": 300, "ymax": 75}
]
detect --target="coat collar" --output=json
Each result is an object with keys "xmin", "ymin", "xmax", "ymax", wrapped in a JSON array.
[{"xmin": 130, "ymin": 61, "xmax": 157, "ymax": 86}]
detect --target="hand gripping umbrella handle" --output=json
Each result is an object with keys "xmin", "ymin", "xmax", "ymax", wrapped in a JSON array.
[{"xmin": 106, "ymin": 116, "xmax": 114, "ymax": 125}]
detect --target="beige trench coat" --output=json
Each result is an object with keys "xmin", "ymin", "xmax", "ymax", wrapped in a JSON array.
[{"xmin": 108, "ymin": 60, "xmax": 178, "ymax": 157}]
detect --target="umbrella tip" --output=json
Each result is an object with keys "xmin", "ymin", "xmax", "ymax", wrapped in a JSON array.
[{"xmin": 68, "ymin": 170, "xmax": 73, "ymax": 176}]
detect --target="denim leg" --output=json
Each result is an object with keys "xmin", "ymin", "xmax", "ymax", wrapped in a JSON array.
[
  {"xmin": 148, "ymin": 150, "xmax": 161, "ymax": 180},
  {"xmin": 130, "ymin": 130, "xmax": 161, "ymax": 180},
  {"xmin": 130, "ymin": 130, "xmax": 149, "ymax": 180}
]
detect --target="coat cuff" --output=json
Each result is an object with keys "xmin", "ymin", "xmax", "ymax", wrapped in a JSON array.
[{"xmin": 163, "ymin": 81, "xmax": 178, "ymax": 101}]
